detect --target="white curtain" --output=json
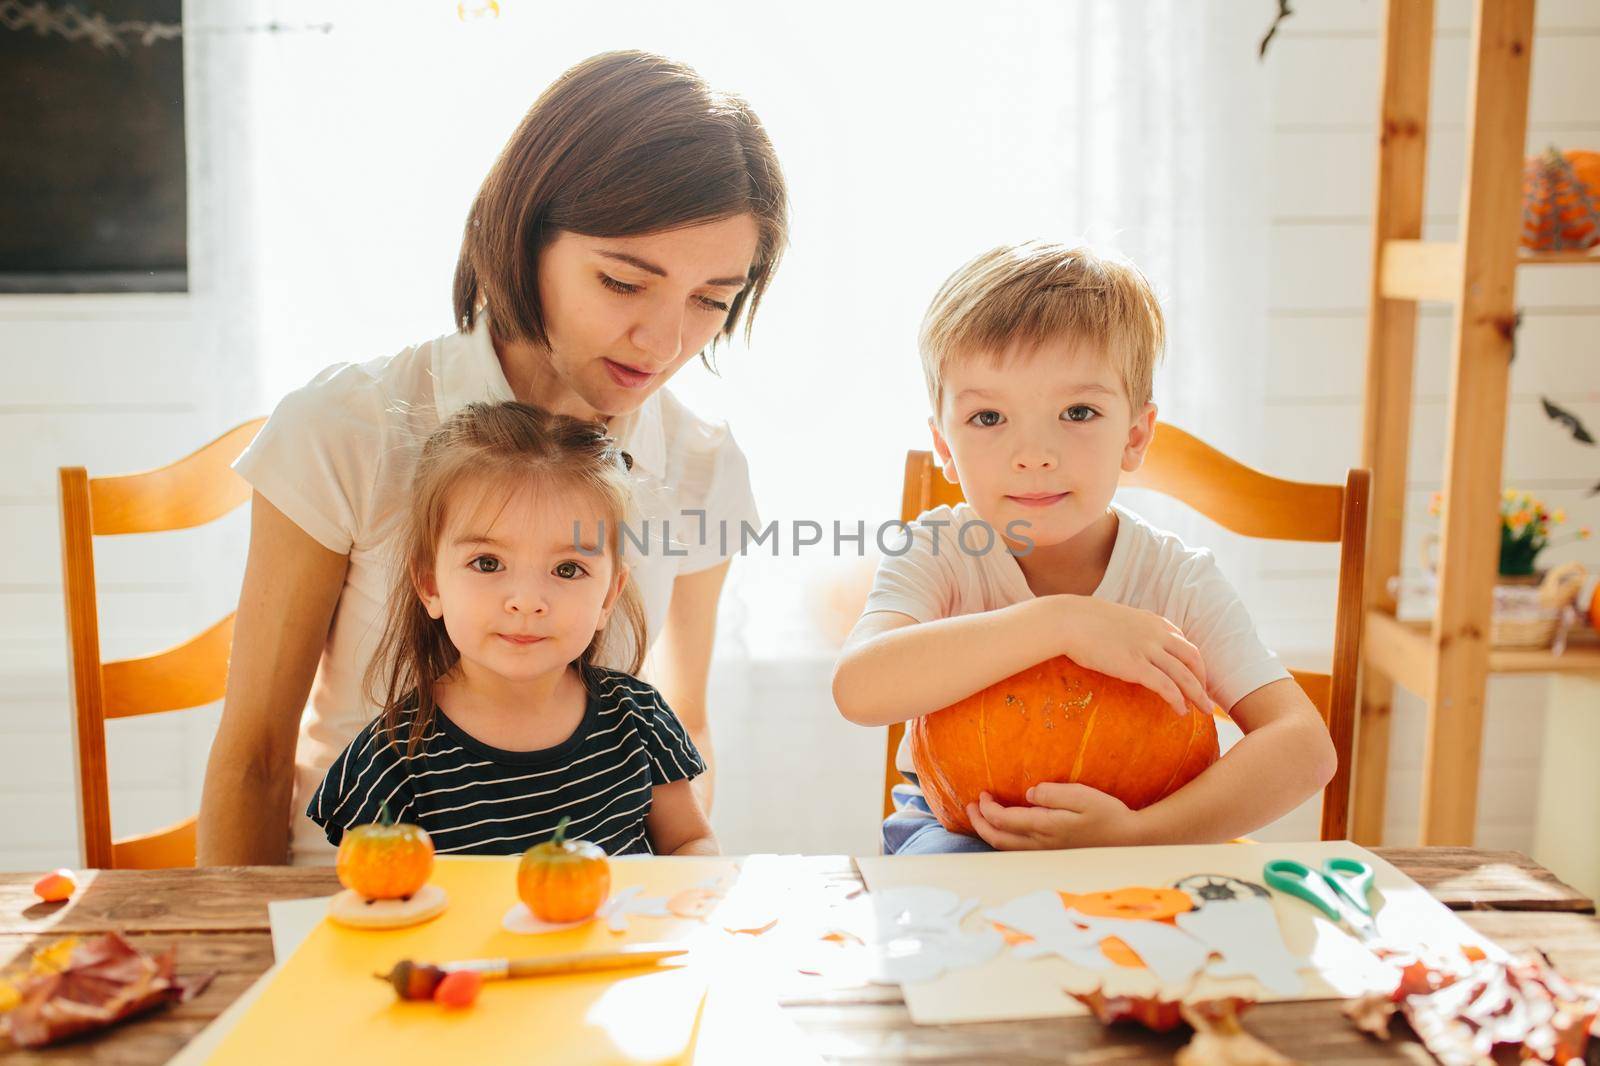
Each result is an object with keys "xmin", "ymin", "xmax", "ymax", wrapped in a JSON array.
[{"xmin": 201, "ymin": 0, "xmax": 1275, "ymax": 853}]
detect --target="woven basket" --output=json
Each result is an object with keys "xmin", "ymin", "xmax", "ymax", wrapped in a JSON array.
[
  {"xmin": 1487, "ymin": 562, "xmax": 1586, "ymax": 648},
  {"xmin": 1418, "ymin": 540, "xmax": 1586, "ymax": 649}
]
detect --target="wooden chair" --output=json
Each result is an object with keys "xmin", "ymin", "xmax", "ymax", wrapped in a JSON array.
[
  {"xmin": 882, "ymin": 423, "xmax": 1369, "ymax": 841},
  {"xmin": 59, "ymin": 418, "xmax": 266, "ymax": 868}
]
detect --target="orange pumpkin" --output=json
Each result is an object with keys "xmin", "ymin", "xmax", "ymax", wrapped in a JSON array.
[
  {"xmin": 1589, "ymin": 584, "xmax": 1600, "ymax": 633},
  {"xmin": 1522, "ymin": 147, "xmax": 1600, "ymax": 252},
  {"xmin": 517, "ymin": 817, "xmax": 610, "ymax": 924},
  {"xmin": 909, "ymin": 656, "xmax": 1219, "ymax": 836},
  {"xmin": 336, "ymin": 812, "xmax": 434, "ymax": 901}
]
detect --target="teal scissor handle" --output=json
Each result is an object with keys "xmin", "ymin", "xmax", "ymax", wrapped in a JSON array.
[
  {"xmin": 1322, "ymin": 858, "xmax": 1376, "ymax": 918},
  {"xmin": 1263, "ymin": 859, "xmax": 1345, "ymax": 922}
]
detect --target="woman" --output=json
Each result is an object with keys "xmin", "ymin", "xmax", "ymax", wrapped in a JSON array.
[{"xmin": 198, "ymin": 50, "xmax": 788, "ymax": 864}]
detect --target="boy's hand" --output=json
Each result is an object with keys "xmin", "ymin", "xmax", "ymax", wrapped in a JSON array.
[
  {"xmin": 1053, "ymin": 596, "xmax": 1209, "ymax": 714},
  {"xmin": 966, "ymin": 785, "xmax": 1141, "ymax": 851}
]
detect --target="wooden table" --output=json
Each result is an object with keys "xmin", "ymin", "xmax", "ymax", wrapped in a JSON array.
[{"xmin": 1, "ymin": 848, "xmax": 1594, "ymax": 1064}]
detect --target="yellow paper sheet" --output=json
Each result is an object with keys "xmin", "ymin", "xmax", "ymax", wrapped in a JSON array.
[
  {"xmin": 857, "ymin": 840, "xmax": 1502, "ymax": 1025},
  {"xmin": 208, "ymin": 856, "xmax": 739, "ymax": 1066}
]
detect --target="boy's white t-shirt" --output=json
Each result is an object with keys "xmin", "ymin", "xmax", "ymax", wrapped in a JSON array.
[
  {"xmin": 864, "ymin": 502, "xmax": 1291, "ymax": 776},
  {"xmin": 232, "ymin": 315, "xmax": 760, "ymax": 863}
]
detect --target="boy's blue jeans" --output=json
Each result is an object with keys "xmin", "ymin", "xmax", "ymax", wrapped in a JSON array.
[{"xmin": 881, "ymin": 777, "xmax": 995, "ymax": 855}]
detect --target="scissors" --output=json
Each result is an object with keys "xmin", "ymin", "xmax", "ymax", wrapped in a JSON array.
[{"xmin": 1263, "ymin": 857, "xmax": 1380, "ymax": 943}]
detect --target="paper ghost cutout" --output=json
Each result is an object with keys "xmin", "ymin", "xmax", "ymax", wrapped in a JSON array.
[{"xmin": 1177, "ymin": 897, "xmax": 1310, "ymax": 995}]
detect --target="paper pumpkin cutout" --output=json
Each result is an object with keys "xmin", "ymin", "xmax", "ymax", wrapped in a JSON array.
[
  {"xmin": 1175, "ymin": 897, "xmax": 1309, "ymax": 995},
  {"xmin": 1059, "ymin": 886, "xmax": 1192, "ymax": 922}
]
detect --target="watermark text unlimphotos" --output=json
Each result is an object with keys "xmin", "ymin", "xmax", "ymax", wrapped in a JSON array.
[{"xmin": 574, "ymin": 509, "xmax": 1037, "ymax": 558}]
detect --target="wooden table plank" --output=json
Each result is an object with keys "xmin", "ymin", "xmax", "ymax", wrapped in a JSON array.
[
  {"xmin": 0, "ymin": 868, "xmax": 340, "ymax": 935},
  {"xmin": 1, "ymin": 852, "xmax": 1595, "ymax": 1064},
  {"xmin": 0, "ymin": 849, "xmax": 1587, "ymax": 936},
  {"xmin": 1372, "ymin": 847, "xmax": 1594, "ymax": 913},
  {"xmin": 1459, "ymin": 910, "xmax": 1600, "ymax": 983}
]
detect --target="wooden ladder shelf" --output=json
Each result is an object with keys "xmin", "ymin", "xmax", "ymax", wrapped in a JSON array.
[{"xmin": 1355, "ymin": 0, "xmax": 1600, "ymax": 847}]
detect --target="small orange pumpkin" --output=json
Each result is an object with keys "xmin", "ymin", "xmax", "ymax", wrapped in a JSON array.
[
  {"xmin": 1522, "ymin": 147, "xmax": 1600, "ymax": 252},
  {"xmin": 336, "ymin": 808, "xmax": 434, "ymax": 901},
  {"xmin": 910, "ymin": 656, "xmax": 1219, "ymax": 836},
  {"xmin": 517, "ymin": 817, "xmax": 610, "ymax": 924}
]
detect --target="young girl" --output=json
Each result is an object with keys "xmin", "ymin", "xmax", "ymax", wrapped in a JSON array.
[{"xmin": 308, "ymin": 402, "xmax": 716, "ymax": 856}]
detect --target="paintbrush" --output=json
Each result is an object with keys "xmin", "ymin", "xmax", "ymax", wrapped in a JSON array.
[{"xmin": 377, "ymin": 943, "xmax": 689, "ymax": 999}]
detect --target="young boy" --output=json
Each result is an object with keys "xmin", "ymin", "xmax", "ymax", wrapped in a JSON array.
[{"xmin": 833, "ymin": 242, "xmax": 1336, "ymax": 855}]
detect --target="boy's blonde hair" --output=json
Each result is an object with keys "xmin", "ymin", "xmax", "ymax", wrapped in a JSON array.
[{"xmin": 919, "ymin": 242, "xmax": 1166, "ymax": 413}]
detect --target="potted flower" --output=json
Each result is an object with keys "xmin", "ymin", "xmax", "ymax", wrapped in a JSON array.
[
  {"xmin": 1427, "ymin": 489, "xmax": 1593, "ymax": 581},
  {"xmin": 1425, "ymin": 488, "xmax": 1590, "ymax": 647}
]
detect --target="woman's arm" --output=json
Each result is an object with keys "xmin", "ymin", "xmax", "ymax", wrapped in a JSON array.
[
  {"xmin": 645, "ymin": 779, "xmax": 718, "ymax": 856},
  {"xmin": 649, "ymin": 561, "xmax": 730, "ymax": 813},
  {"xmin": 832, "ymin": 595, "xmax": 1212, "ymax": 727},
  {"xmin": 197, "ymin": 493, "xmax": 348, "ymax": 865}
]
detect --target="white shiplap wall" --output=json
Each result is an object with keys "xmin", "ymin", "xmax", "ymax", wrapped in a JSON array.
[
  {"xmin": 0, "ymin": 13, "xmax": 262, "ymax": 872},
  {"xmin": 1251, "ymin": 0, "xmax": 1600, "ymax": 848}
]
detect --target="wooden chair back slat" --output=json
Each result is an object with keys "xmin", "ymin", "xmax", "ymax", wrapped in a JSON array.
[
  {"xmin": 88, "ymin": 418, "xmax": 265, "ymax": 535},
  {"xmin": 110, "ymin": 817, "xmax": 197, "ymax": 870},
  {"xmin": 884, "ymin": 423, "xmax": 1368, "ymax": 842},
  {"xmin": 102, "ymin": 614, "xmax": 237, "ymax": 718},
  {"xmin": 1121, "ymin": 423, "xmax": 1344, "ymax": 542},
  {"xmin": 58, "ymin": 418, "xmax": 264, "ymax": 869}
]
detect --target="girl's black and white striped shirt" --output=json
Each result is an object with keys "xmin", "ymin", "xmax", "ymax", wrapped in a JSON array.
[{"xmin": 306, "ymin": 667, "xmax": 703, "ymax": 857}]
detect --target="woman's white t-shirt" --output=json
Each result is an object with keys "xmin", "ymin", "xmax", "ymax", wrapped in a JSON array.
[
  {"xmin": 864, "ymin": 502, "xmax": 1291, "ymax": 776},
  {"xmin": 233, "ymin": 318, "xmax": 759, "ymax": 863}
]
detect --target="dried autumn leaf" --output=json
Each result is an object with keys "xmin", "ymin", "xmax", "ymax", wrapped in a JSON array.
[
  {"xmin": 1177, "ymin": 999, "xmax": 1301, "ymax": 1066},
  {"xmin": 1070, "ymin": 988, "xmax": 1188, "ymax": 1033},
  {"xmin": 1070, "ymin": 989, "xmax": 1259, "ymax": 1037},
  {"xmin": 0, "ymin": 933, "xmax": 213, "ymax": 1049},
  {"xmin": 1390, "ymin": 953, "xmax": 1459, "ymax": 1000},
  {"xmin": 30, "ymin": 937, "xmax": 80, "ymax": 975},
  {"xmin": 1342, "ymin": 991, "xmax": 1399, "ymax": 1039},
  {"xmin": 1353, "ymin": 951, "xmax": 1600, "ymax": 1066}
]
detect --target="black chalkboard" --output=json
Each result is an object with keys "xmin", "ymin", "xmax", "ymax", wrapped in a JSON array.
[{"xmin": 0, "ymin": 0, "xmax": 187, "ymax": 292}]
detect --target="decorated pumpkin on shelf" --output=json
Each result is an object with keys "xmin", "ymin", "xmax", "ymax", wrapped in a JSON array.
[
  {"xmin": 1521, "ymin": 147, "xmax": 1600, "ymax": 252},
  {"xmin": 909, "ymin": 656, "xmax": 1219, "ymax": 836},
  {"xmin": 518, "ymin": 817, "xmax": 610, "ymax": 923},
  {"xmin": 335, "ymin": 809, "xmax": 434, "ymax": 901}
]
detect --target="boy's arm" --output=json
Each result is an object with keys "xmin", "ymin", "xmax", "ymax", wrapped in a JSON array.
[
  {"xmin": 832, "ymin": 595, "xmax": 1211, "ymax": 728},
  {"xmin": 968, "ymin": 677, "xmax": 1336, "ymax": 849},
  {"xmin": 1133, "ymin": 678, "xmax": 1336, "ymax": 842}
]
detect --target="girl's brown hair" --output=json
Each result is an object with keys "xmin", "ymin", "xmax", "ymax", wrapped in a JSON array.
[
  {"xmin": 453, "ymin": 50, "xmax": 789, "ymax": 356},
  {"xmin": 367, "ymin": 401, "xmax": 648, "ymax": 754}
]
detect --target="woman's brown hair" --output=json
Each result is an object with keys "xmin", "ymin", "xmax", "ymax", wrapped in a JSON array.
[
  {"xmin": 366, "ymin": 401, "xmax": 648, "ymax": 755},
  {"xmin": 453, "ymin": 50, "xmax": 789, "ymax": 356}
]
